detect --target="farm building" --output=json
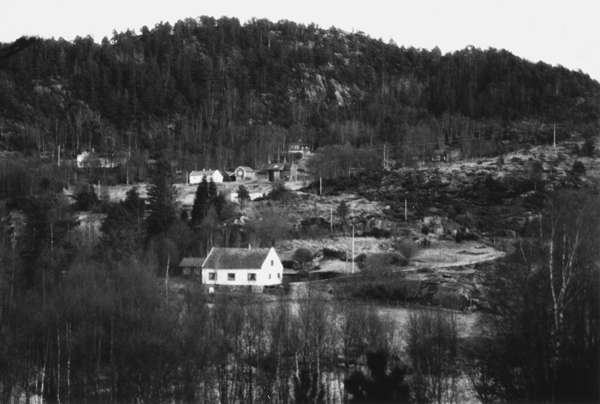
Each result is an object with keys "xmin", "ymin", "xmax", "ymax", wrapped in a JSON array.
[
  {"xmin": 229, "ymin": 191, "xmax": 264, "ymax": 203},
  {"xmin": 224, "ymin": 171, "xmax": 236, "ymax": 182},
  {"xmin": 235, "ymin": 166, "xmax": 256, "ymax": 181},
  {"xmin": 431, "ymin": 150, "xmax": 447, "ymax": 162},
  {"xmin": 202, "ymin": 247, "xmax": 283, "ymax": 287},
  {"xmin": 189, "ymin": 169, "xmax": 223, "ymax": 184},
  {"xmin": 265, "ymin": 163, "xmax": 297, "ymax": 182},
  {"xmin": 288, "ymin": 140, "xmax": 311, "ymax": 155},
  {"xmin": 76, "ymin": 151, "xmax": 128, "ymax": 168},
  {"xmin": 178, "ymin": 257, "xmax": 205, "ymax": 278}
]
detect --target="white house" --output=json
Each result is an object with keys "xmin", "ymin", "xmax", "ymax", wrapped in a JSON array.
[
  {"xmin": 189, "ymin": 169, "xmax": 223, "ymax": 184},
  {"xmin": 76, "ymin": 150, "xmax": 91, "ymax": 168},
  {"xmin": 202, "ymin": 247, "xmax": 283, "ymax": 286},
  {"xmin": 229, "ymin": 191, "xmax": 264, "ymax": 203}
]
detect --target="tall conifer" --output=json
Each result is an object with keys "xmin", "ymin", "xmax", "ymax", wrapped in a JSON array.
[{"xmin": 146, "ymin": 159, "xmax": 178, "ymax": 240}]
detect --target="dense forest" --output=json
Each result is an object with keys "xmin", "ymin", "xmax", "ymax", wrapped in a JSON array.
[{"xmin": 1, "ymin": 16, "xmax": 599, "ymax": 171}]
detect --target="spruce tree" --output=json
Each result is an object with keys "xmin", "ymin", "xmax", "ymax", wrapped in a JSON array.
[
  {"xmin": 208, "ymin": 177, "xmax": 218, "ymax": 202},
  {"xmin": 191, "ymin": 175, "xmax": 209, "ymax": 228},
  {"xmin": 145, "ymin": 159, "xmax": 178, "ymax": 240}
]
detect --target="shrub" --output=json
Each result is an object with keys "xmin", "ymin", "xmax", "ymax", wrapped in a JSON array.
[
  {"xmin": 395, "ymin": 239, "xmax": 419, "ymax": 260},
  {"xmin": 364, "ymin": 252, "xmax": 409, "ymax": 271},
  {"xmin": 455, "ymin": 230, "xmax": 480, "ymax": 243},
  {"xmin": 581, "ymin": 137, "xmax": 595, "ymax": 157},
  {"xmin": 293, "ymin": 248, "xmax": 314, "ymax": 269},
  {"xmin": 455, "ymin": 212, "xmax": 476, "ymax": 228},
  {"xmin": 368, "ymin": 227, "xmax": 392, "ymax": 239},
  {"xmin": 572, "ymin": 161, "xmax": 586, "ymax": 175},
  {"xmin": 71, "ymin": 183, "xmax": 99, "ymax": 211}
]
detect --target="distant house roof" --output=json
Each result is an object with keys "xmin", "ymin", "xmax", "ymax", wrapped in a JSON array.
[
  {"xmin": 237, "ymin": 166, "xmax": 255, "ymax": 173},
  {"xmin": 190, "ymin": 170, "xmax": 220, "ymax": 177},
  {"xmin": 266, "ymin": 163, "xmax": 292, "ymax": 171},
  {"xmin": 203, "ymin": 247, "xmax": 272, "ymax": 270},
  {"xmin": 179, "ymin": 257, "xmax": 205, "ymax": 267}
]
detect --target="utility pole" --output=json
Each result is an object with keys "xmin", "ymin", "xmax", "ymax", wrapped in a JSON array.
[
  {"xmin": 405, "ymin": 199, "xmax": 407, "ymax": 222},
  {"xmin": 330, "ymin": 206, "xmax": 333, "ymax": 235},
  {"xmin": 383, "ymin": 144, "xmax": 386, "ymax": 169},
  {"xmin": 57, "ymin": 145, "xmax": 61, "ymax": 167},
  {"xmin": 351, "ymin": 224, "xmax": 355, "ymax": 274},
  {"xmin": 553, "ymin": 124, "xmax": 556, "ymax": 149},
  {"xmin": 320, "ymin": 177, "xmax": 322, "ymax": 196}
]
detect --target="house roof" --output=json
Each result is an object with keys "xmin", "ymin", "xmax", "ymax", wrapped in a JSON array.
[
  {"xmin": 179, "ymin": 257, "xmax": 205, "ymax": 267},
  {"xmin": 203, "ymin": 247, "xmax": 273, "ymax": 270},
  {"xmin": 266, "ymin": 163, "xmax": 292, "ymax": 171},
  {"xmin": 236, "ymin": 166, "xmax": 255, "ymax": 173},
  {"xmin": 190, "ymin": 170, "xmax": 221, "ymax": 177}
]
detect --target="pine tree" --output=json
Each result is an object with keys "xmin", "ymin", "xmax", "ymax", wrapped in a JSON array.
[
  {"xmin": 212, "ymin": 193, "xmax": 226, "ymax": 218},
  {"xmin": 191, "ymin": 175, "xmax": 209, "ymax": 228},
  {"xmin": 208, "ymin": 177, "xmax": 218, "ymax": 202},
  {"xmin": 146, "ymin": 159, "xmax": 178, "ymax": 240},
  {"xmin": 237, "ymin": 185, "xmax": 250, "ymax": 208},
  {"xmin": 337, "ymin": 200, "xmax": 350, "ymax": 235}
]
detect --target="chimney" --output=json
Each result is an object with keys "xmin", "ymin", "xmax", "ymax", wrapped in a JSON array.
[{"xmin": 248, "ymin": 244, "xmax": 251, "ymax": 250}]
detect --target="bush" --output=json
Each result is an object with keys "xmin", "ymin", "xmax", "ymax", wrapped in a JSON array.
[
  {"xmin": 455, "ymin": 230, "xmax": 480, "ymax": 243},
  {"xmin": 394, "ymin": 239, "xmax": 419, "ymax": 260},
  {"xmin": 293, "ymin": 248, "xmax": 314, "ymax": 268},
  {"xmin": 364, "ymin": 252, "xmax": 409, "ymax": 271},
  {"xmin": 364, "ymin": 227, "xmax": 392, "ymax": 238},
  {"xmin": 455, "ymin": 212, "xmax": 476, "ymax": 228},
  {"xmin": 572, "ymin": 161, "xmax": 586, "ymax": 175},
  {"xmin": 581, "ymin": 138, "xmax": 595, "ymax": 157},
  {"xmin": 71, "ymin": 183, "xmax": 99, "ymax": 211}
]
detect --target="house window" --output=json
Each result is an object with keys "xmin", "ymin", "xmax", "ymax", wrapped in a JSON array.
[
  {"xmin": 271, "ymin": 260, "xmax": 274, "ymax": 266},
  {"xmin": 248, "ymin": 273, "xmax": 256, "ymax": 281},
  {"xmin": 228, "ymin": 273, "xmax": 235, "ymax": 281},
  {"xmin": 194, "ymin": 268, "xmax": 200, "ymax": 275},
  {"xmin": 277, "ymin": 273, "xmax": 281, "ymax": 279},
  {"xmin": 208, "ymin": 272, "xmax": 216, "ymax": 280},
  {"xmin": 183, "ymin": 268, "xmax": 190, "ymax": 275},
  {"xmin": 269, "ymin": 274, "xmax": 272, "ymax": 279}
]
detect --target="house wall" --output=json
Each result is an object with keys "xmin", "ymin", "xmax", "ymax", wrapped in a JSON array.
[
  {"xmin": 268, "ymin": 171, "xmax": 280, "ymax": 182},
  {"xmin": 212, "ymin": 171, "xmax": 224, "ymax": 183},
  {"xmin": 236, "ymin": 168, "xmax": 256, "ymax": 181},
  {"xmin": 229, "ymin": 192, "xmax": 264, "ymax": 203},
  {"xmin": 190, "ymin": 171, "xmax": 224, "ymax": 184},
  {"xmin": 201, "ymin": 248, "xmax": 283, "ymax": 286}
]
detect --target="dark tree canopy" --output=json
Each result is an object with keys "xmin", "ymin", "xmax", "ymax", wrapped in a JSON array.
[{"xmin": 145, "ymin": 159, "xmax": 178, "ymax": 240}]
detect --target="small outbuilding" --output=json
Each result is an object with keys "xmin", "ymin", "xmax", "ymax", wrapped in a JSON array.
[
  {"xmin": 235, "ymin": 166, "xmax": 256, "ymax": 181},
  {"xmin": 178, "ymin": 257, "xmax": 205, "ymax": 277},
  {"xmin": 288, "ymin": 140, "xmax": 311, "ymax": 155},
  {"xmin": 265, "ymin": 163, "xmax": 297, "ymax": 182},
  {"xmin": 431, "ymin": 150, "xmax": 447, "ymax": 162}
]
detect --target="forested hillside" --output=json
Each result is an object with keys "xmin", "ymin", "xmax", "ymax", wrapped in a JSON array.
[{"xmin": 1, "ymin": 16, "xmax": 599, "ymax": 169}]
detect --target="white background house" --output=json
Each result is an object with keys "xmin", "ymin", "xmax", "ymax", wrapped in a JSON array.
[
  {"xmin": 189, "ymin": 169, "xmax": 223, "ymax": 184},
  {"xmin": 202, "ymin": 247, "xmax": 283, "ymax": 286}
]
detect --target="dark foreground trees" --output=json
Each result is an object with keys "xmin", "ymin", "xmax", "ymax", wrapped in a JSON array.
[{"xmin": 469, "ymin": 190, "xmax": 600, "ymax": 403}]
